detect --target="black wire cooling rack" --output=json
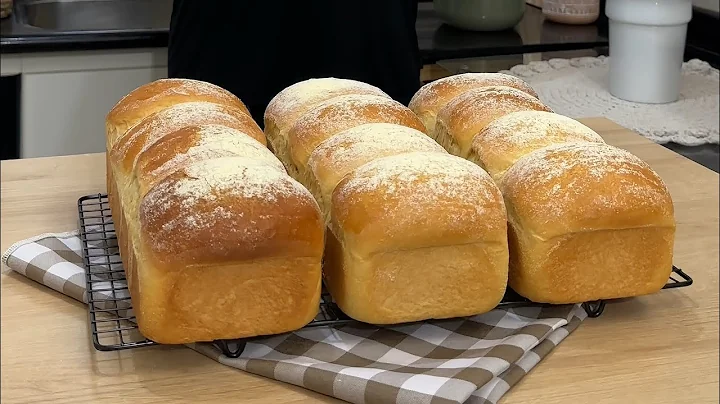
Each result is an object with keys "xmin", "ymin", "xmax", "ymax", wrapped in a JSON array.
[{"xmin": 79, "ymin": 193, "xmax": 694, "ymax": 358}]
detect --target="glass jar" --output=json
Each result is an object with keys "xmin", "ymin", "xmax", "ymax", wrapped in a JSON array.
[{"xmin": 542, "ymin": 0, "xmax": 600, "ymax": 25}]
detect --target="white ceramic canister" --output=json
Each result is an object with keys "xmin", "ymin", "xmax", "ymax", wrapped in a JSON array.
[{"xmin": 605, "ymin": 0, "xmax": 693, "ymax": 104}]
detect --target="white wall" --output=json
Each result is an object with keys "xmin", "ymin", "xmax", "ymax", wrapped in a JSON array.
[{"xmin": 6, "ymin": 48, "xmax": 168, "ymax": 158}]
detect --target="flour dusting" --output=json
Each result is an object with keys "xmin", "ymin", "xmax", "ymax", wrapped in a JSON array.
[
  {"xmin": 110, "ymin": 78, "xmax": 243, "ymax": 120},
  {"xmin": 265, "ymin": 78, "xmax": 390, "ymax": 130},
  {"xmin": 333, "ymin": 152, "xmax": 504, "ymax": 231},
  {"xmin": 501, "ymin": 142, "xmax": 673, "ymax": 227},
  {"xmin": 439, "ymin": 86, "xmax": 553, "ymax": 138},
  {"xmin": 409, "ymin": 72, "xmax": 538, "ymax": 113},
  {"xmin": 114, "ymin": 102, "xmax": 261, "ymax": 170},
  {"xmin": 289, "ymin": 94, "xmax": 425, "ymax": 166},
  {"xmin": 141, "ymin": 156, "xmax": 318, "ymax": 239},
  {"xmin": 471, "ymin": 111, "xmax": 605, "ymax": 178},
  {"xmin": 142, "ymin": 124, "xmax": 284, "ymax": 189},
  {"xmin": 309, "ymin": 123, "xmax": 445, "ymax": 176}
]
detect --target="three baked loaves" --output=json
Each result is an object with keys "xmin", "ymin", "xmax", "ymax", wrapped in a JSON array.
[{"xmin": 106, "ymin": 73, "xmax": 677, "ymax": 344}]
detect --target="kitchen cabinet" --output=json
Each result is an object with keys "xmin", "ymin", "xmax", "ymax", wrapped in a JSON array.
[{"xmin": 6, "ymin": 47, "xmax": 167, "ymax": 158}]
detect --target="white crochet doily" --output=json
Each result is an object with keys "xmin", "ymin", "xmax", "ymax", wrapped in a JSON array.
[{"xmin": 499, "ymin": 56, "xmax": 719, "ymax": 146}]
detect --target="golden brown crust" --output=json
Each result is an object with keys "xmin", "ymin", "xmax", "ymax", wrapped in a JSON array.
[
  {"xmin": 105, "ymin": 79, "xmax": 325, "ymax": 344},
  {"xmin": 468, "ymin": 111, "xmax": 606, "ymax": 182},
  {"xmin": 409, "ymin": 73, "xmax": 538, "ymax": 136},
  {"xmin": 323, "ymin": 230, "xmax": 509, "ymax": 325},
  {"xmin": 112, "ymin": 102, "xmax": 265, "ymax": 177},
  {"xmin": 435, "ymin": 86, "xmax": 553, "ymax": 158},
  {"xmin": 506, "ymin": 224, "xmax": 674, "ymax": 304},
  {"xmin": 263, "ymin": 77, "xmax": 390, "ymax": 142},
  {"xmin": 500, "ymin": 142, "xmax": 676, "ymax": 304},
  {"xmin": 135, "ymin": 124, "xmax": 285, "ymax": 197},
  {"xmin": 134, "ymin": 254, "xmax": 322, "ymax": 344},
  {"xmin": 106, "ymin": 78, "xmax": 250, "ymax": 150},
  {"xmin": 287, "ymin": 94, "xmax": 427, "ymax": 174},
  {"xmin": 501, "ymin": 142, "xmax": 675, "ymax": 239},
  {"xmin": 139, "ymin": 157, "xmax": 324, "ymax": 267},
  {"xmin": 326, "ymin": 152, "xmax": 509, "ymax": 324},
  {"xmin": 330, "ymin": 152, "xmax": 508, "ymax": 256},
  {"xmin": 307, "ymin": 123, "xmax": 447, "ymax": 221},
  {"xmin": 130, "ymin": 156, "xmax": 325, "ymax": 343}
]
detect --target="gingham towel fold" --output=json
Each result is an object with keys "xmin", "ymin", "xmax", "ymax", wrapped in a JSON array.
[{"xmin": 2, "ymin": 231, "xmax": 587, "ymax": 404}]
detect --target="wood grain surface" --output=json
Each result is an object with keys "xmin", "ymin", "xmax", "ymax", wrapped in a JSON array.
[{"xmin": 1, "ymin": 118, "xmax": 718, "ymax": 404}]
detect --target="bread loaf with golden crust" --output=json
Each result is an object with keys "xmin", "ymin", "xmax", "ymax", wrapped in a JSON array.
[
  {"xmin": 104, "ymin": 79, "xmax": 255, "ymax": 245},
  {"xmin": 500, "ymin": 142, "xmax": 675, "ymax": 304},
  {"xmin": 286, "ymin": 94, "xmax": 427, "ymax": 181},
  {"xmin": 328, "ymin": 152, "xmax": 509, "ymax": 324},
  {"xmin": 409, "ymin": 73, "xmax": 538, "ymax": 139},
  {"xmin": 105, "ymin": 79, "xmax": 324, "ymax": 344},
  {"xmin": 435, "ymin": 86, "xmax": 553, "ymax": 158},
  {"xmin": 408, "ymin": 76, "xmax": 676, "ymax": 306},
  {"xmin": 106, "ymin": 78, "xmax": 252, "ymax": 150},
  {"xmin": 265, "ymin": 78, "xmax": 509, "ymax": 325},
  {"xmin": 467, "ymin": 111, "xmax": 606, "ymax": 182},
  {"xmin": 307, "ymin": 123, "xmax": 445, "ymax": 222},
  {"xmin": 264, "ymin": 78, "xmax": 390, "ymax": 168}
]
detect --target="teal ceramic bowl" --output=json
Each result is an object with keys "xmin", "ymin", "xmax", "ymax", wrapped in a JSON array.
[{"xmin": 433, "ymin": 0, "xmax": 526, "ymax": 31}]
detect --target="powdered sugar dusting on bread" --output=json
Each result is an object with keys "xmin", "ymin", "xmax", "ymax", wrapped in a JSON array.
[
  {"xmin": 502, "ymin": 142, "xmax": 673, "ymax": 227},
  {"xmin": 265, "ymin": 78, "xmax": 390, "ymax": 128},
  {"xmin": 333, "ymin": 152, "xmax": 503, "ymax": 228},
  {"xmin": 145, "ymin": 124, "xmax": 284, "ymax": 186},
  {"xmin": 309, "ymin": 123, "xmax": 445, "ymax": 174},
  {"xmin": 409, "ymin": 73, "xmax": 538, "ymax": 111}
]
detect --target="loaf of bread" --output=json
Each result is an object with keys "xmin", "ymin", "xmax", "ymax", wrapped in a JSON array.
[
  {"xmin": 408, "ymin": 72, "xmax": 676, "ymax": 306},
  {"xmin": 409, "ymin": 73, "xmax": 539, "ymax": 139},
  {"xmin": 435, "ymin": 86, "xmax": 553, "ymax": 158},
  {"xmin": 328, "ymin": 152, "xmax": 509, "ymax": 324},
  {"xmin": 105, "ymin": 79, "xmax": 324, "ymax": 344},
  {"xmin": 266, "ymin": 78, "xmax": 510, "ymax": 324},
  {"xmin": 286, "ymin": 94, "xmax": 427, "ymax": 181},
  {"xmin": 467, "ymin": 111, "xmax": 606, "ymax": 182},
  {"xmin": 106, "ymin": 78, "xmax": 252, "ymax": 149},
  {"xmin": 105, "ymin": 79, "xmax": 255, "ymax": 241},
  {"xmin": 500, "ymin": 142, "xmax": 675, "ymax": 304},
  {"xmin": 264, "ymin": 78, "xmax": 390, "ymax": 168},
  {"xmin": 307, "ymin": 123, "xmax": 445, "ymax": 222},
  {"xmin": 108, "ymin": 101, "xmax": 267, "ymax": 292}
]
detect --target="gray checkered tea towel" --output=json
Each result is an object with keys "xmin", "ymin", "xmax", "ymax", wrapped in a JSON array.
[{"xmin": 3, "ymin": 231, "xmax": 587, "ymax": 404}]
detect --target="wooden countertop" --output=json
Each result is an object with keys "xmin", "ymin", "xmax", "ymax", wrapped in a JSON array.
[{"xmin": 1, "ymin": 118, "xmax": 718, "ymax": 404}]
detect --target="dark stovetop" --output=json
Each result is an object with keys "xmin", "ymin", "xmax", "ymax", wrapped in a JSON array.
[{"xmin": 0, "ymin": 1, "xmax": 609, "ymax": 62}]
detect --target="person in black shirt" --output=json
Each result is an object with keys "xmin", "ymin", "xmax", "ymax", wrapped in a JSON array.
[{"xmin": 168, "ymin": 1, "xmax": 422, "ymax": 126}]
